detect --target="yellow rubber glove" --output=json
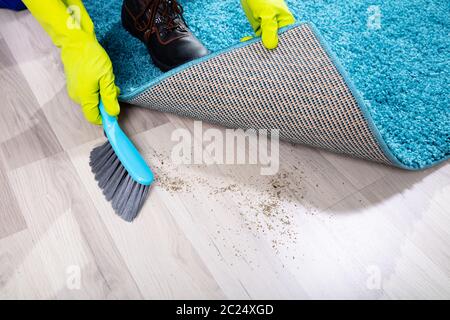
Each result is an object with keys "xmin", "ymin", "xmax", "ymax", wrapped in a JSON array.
[
  {"xmin": 22, "ymin": 0, "xmax": 120, "ymax": 125},
  {"xmin": 241, "ymin": 0, "xmax": 296, "ymax": 49}
]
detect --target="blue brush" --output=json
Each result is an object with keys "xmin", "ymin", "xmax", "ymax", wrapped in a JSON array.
[{"xmin": 89, "ymin": 101, "xmax": 154, "ymax": 221}]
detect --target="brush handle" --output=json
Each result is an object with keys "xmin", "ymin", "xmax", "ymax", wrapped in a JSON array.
[{"xmin": 100, "ymin": 101, "xmax": 154, "ymax": 186}]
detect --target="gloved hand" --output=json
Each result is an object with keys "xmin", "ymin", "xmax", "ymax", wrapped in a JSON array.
[
  {"xmin": 22, "ymin": 0, "xmax": 120, "ymax": 125},
  {"xmin": 241, "ymin": 0, "xmax": 295, "ymax": 50}
]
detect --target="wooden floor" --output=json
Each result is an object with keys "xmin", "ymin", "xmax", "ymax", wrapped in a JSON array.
[{"xmin": 1, "ymin": 10, "xmax": 449, "ymax": 300}]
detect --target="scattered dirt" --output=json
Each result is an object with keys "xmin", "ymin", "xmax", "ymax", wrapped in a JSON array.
[
  {"xmin": 147, "ymin": 149, "xmax": 191, "ymax": 192},
  {"xmin": 144, "ymin": 147, "xmax": 319, "ymax": 257}
]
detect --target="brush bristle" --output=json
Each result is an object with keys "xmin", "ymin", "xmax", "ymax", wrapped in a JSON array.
[{"xmin": 90, "ymin": 141, "xmax": 149, "ymax": 222}]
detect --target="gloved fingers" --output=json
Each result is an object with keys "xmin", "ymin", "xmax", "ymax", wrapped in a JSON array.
[
  {"xmin": 240, "ymin": 0, "xmax": 296, "ymax": 49},
  {"xmin": 260, "ymin": 14, "xmax": 279, "ymax": 50},
  {"xmin": 99, "ymin": 71, "xmax": 121, "ymax": 117},
  {"xmin": 81, "ymin": 96, "xmax": 102, "ymax": 125},
  {"xmin": 67, "ymin": 73, "xmax": 104, "ymax": 125}
]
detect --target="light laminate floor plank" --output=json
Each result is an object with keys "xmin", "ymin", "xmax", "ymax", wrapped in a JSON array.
[
  {"xmin": 5, "ymin": 152, "xmax": 142, "ymax": 299},
  {"xmin": 0, "ymin": 109, "xmax": 63, "ymax": 171},
  {"xmin": 0, "ymin": 159, "xmax": 26, "ymax": 240},
  {"xmin": 0, "ymin": 36, "xmax": 42, "ymax": 143},
  {"xmin": 0, "ymin": 10, "xmax": 65, "ymax": 107}
]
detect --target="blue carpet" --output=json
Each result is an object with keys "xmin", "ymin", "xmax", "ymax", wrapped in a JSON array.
[{"xmin": 85, "ymin": 0, "xmax": 450, "ymax": 169}]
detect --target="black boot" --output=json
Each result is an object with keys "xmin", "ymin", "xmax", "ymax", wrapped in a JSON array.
[{"xmin": 122, "ymin": 0, "xmax": 209, "ymax": 71}]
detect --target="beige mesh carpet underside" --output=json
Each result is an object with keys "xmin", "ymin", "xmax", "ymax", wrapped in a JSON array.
[{"xmin": 126, "ymin": 24, "xmax": 392, "ymax": 165}]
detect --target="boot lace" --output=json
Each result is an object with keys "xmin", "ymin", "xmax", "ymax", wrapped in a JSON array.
[{"xmin": 135, "ymin": 0, "xmax": 185, "ymax": 33}]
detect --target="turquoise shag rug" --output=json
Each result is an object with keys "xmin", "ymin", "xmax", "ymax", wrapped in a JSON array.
[{"xmin": 85, "ymin": 0, "xmax": 450, "ymax": 169}]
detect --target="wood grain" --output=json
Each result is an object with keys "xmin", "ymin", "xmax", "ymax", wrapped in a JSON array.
[
  {"xmin": 119, "ymin": 102, "xmax": 171, "ymax": 136},
  {"xmin": 0, "ymin": 160, "xmax": 26, "ymax": 240},
  {"xmin": 41, "ymin": 88, "xmax": 103, "ymax": 150},
  {"xmin": 5, "ymin": 152, "xmax": 142, "ymax": 299},
  {"xmin": 0, "ymin": 10, "xmax": 65, "ymax": 107},
  {"xmin": 0, "ymin": 110, "xmax": 63, "ymax": 171},
  {"xmin": 320, "ymin": 150, "xmax": 389, "ymax": 190},
  {"xmin": 0, "ymin": 38, "xmax": 15, "ymax": 70},
  {"xmin": 0, "ymin": 37, "xmax": 41, "ymax": 143}
]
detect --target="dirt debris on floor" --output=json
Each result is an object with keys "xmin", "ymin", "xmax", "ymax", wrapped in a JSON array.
[{"xmin": 144, "ymin": 148, "xmax": 318, "ymax": 256}]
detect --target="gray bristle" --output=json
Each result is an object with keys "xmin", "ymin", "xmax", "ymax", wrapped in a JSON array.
[
  {"xmin": 113, "ymin": 175, "xmax": 130, "ymax": 210},
  {"xmin": 103, "ymin": 166, "xmax": 127, "ymax": 201},
  {"xmin": 90, "ymin": 143, "xmax": 115, "ymax": 171},
  {"xmin": 90, "ymin": 141, "xmax": 150, "ymax": 222},
  {"xmin": 135, "ymin": 185, "xmax": 149, "ymax": 215},
  {"xmin": 111, "ymin": 173, "xmax": 130, "ymax": 209},
  {"xmin": 119, "ymin": 176, "xmax": 137, "ymax": 216},
  {"xmin": 98, "ymin": 157, "xmax": 121, "ymax": 189},
  {"xmin": 121, "ymin": 182, "xmax": 141, "ymax": 222}
]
